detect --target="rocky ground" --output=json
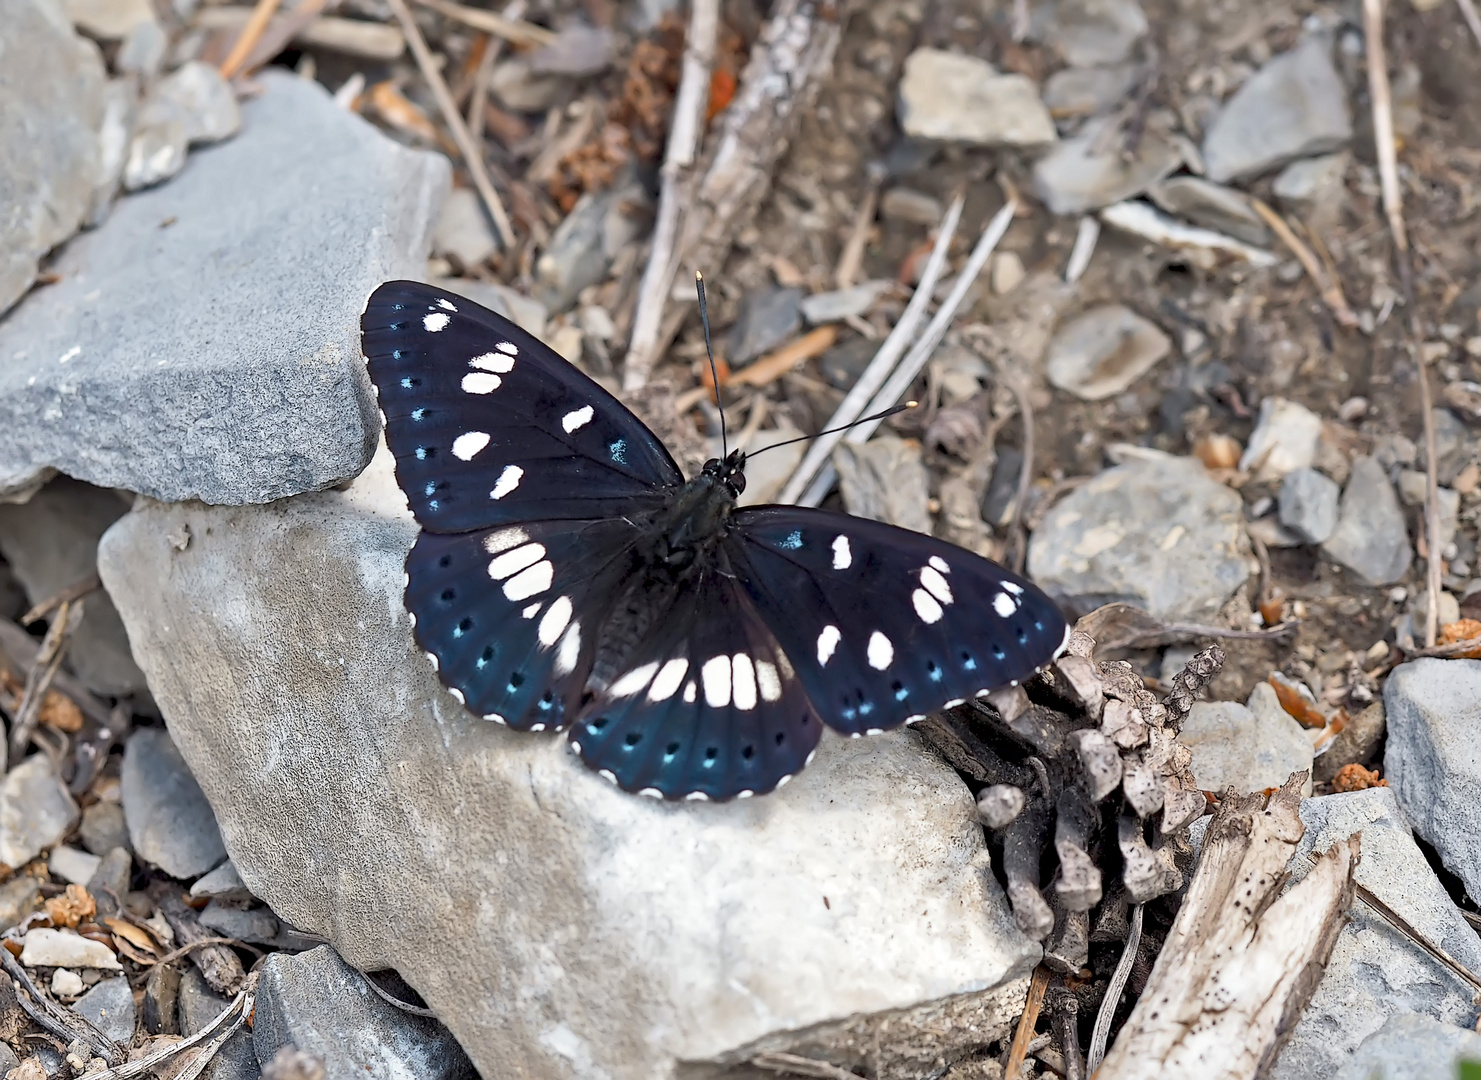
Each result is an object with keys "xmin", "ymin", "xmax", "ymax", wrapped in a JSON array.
[{"xmin": 1, "ymin": 0, "xmax": 1481, "ymax": 1074}]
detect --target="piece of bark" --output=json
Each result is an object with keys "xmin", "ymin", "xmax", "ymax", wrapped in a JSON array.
[
  {"xmin": 1097, "ymin": 771, "xmax": 1358, "ymax": 1078},
  {"xmin": 157, "ymin": 892, "xmax": 246, "ymax": 995}
]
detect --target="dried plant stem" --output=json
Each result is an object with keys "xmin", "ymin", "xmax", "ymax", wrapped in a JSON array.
[
  {"xmin": 1457, "ymin": 0, "xmax": 1481, "ymax": 47},
  {"xmin": 386, "ymin": 0, "xmax": 515, "ymax": 249},
  {"xmin": 21, "ymin": 572, "xmax": 100, "ymax": 626},
  {"xmin": 624, "ymin": 0, "xmax": 721, "ymax": 387},
  {"xmin": 1006, "ymin": 965, "xmax": 1052, "ymax": 1076},
  {"xmin": 8, "ymin": 599, "xmax": 82, "ymax": 762},
  {"xmin": 1087, "ymin": 902, "xmax": 1142, "ymax": 1073},
  {"xmin": 75, "ymin": 974, "xmax": 257, "ymax": 1080},
  {"xmin": 1250, "ymin": 198, "xmax": 1358, "ymax": 327},
  {"xmin": 412, "ymin": 0, "xmax": 555, "ymax": 46},
  {"xmin": 218, "ymin": 0, "xmax": 283, "ymax": 79},
  {"xmin": 833, "ymin": 180, "xmax": 879, "ymax": 289},
  {"xmin": 2, "ymin": 946, "xmax": 124, "ymax": 1064},
  {"xmin": 1064, "ymin": 215, "xmax": 1100, "ymax": 284}
]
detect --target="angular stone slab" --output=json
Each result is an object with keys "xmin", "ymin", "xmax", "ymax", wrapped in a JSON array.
[
  {"xmin": 97, "ymin": 449, "xmax": 1041, "ymax": 1079},
  {"xmin": 0, "ymin": 71, "xmax": 448, "ymax": 504}
]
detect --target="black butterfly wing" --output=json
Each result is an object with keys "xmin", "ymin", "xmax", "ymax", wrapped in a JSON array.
[
  {"xmin": 569, "ymin": 563, "xmax": 823, "ymax": 801},
  {"xmin": 403, "ymin": 516, "xmax": 639, "ymax": 730},
  {"xmin": 362, "ymin": 280, "xmax": 683, "ymax": 533},
  {"xmin": 726, "ymin": 507, "xmax": 1070, "ymax": 736}
]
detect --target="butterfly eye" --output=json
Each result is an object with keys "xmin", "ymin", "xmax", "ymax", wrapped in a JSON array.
[{"xmin": 729, "ymin": 472, "xmax": 746, "ymax": 496}]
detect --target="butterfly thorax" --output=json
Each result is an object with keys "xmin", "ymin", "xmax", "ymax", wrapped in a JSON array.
[{"xmin": 642, "ymin": 451, "xmax": 747, "ymax": 574}]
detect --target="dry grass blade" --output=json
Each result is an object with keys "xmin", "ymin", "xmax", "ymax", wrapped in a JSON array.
[
  {"xmin": 21, "ymin": 571, "xmax": 100, "ymax": 627},
  {"xmin": 74, "ymin": 973, "xmax": 257, "ymax": 1080},
  {"xmin": 1087, "ymin": 902, "xmax": 1142, "ymax": 1073},
  {"xmin": 1249, "ymin": 198, "xmax": 1359, "ymax": 327},
  {"xmin": 9, "ymin": 598, "xmax": 83, "ymax": 761},
  {"xmin": 834, "ymin": 180, "xmax": 879, "ymax": 289},
  {"xmin": 218, "ymin": 0, "xmax": 284, "ymax": 79},
  {"xmin": 411, "ymin": 0, "xmax": 555, "ymax": 46},
  {"xmin": 0, "ymin": 618, "xmax": 111, "ymax": 727},
  {"xmin": 235, "ymin": 0, "xmax": 333, "ymax": 76},
  {"xmin": 1005, "ymin": 964, "xmax": 1052, "ymax": 1077},
  {"xmin": 1, "ymin": 944, "xmax": 125, "ymax": 1064},
  {"xmin": 385, "ymin": 0, "xmax": 515, "ymax": 248},
  {"xmin": 1065, "ymin": 214, "xmax": 1100, "ymax": 284},
  {"xmin": 1354, "ymin": 883, "xmax": 1481, "ymax": 1001}
]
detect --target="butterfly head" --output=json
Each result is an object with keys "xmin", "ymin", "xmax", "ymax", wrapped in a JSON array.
[{"xmin": 701, "ymin": 449, "xmax": 747, "ymax": 499}]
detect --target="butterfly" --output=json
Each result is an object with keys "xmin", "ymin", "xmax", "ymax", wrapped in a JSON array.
[{"xmin": 361, "ymin": 280, "xmax": 1069, "ymax": 802}]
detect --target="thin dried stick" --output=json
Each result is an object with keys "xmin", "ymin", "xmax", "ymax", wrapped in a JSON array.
[
  {"xmin": 9, "ymin": 599, "xmax": 82, "ymax": 760},
  {"xmin": 1006, "ymin": 965, "xmax": 1053, "ymax": 1076},
  {"xmin": 728, "ymin": 326, "xmax": 838, "ymax": 389},
  {"xmin": 358, "ymin": 969, "xmax": 439, "ymax": 1017},
  {"xmin": 236, "ymin": 0, "xmax": 333, "ymax": 76},
  {"xmin": 2, "ymin": 947, "xmax": 124, "ymax": 1064},
  {"xmin": 834, "ymin": 181, "xmax": 880, "ymax": 289},
  {"xmin": 411, "ymin": 0, "xmax": 555, "ymax": 45},
  {"xmin": 1087, "ymin": 902, "xmax": 1143, "ymax": 1073},
  {"xmin": 21, "ymin": 572, "xmax": 100, "ymax": 627},
  {"xmin": 751, "ymin": 1051, "xmax": 861, "ymax": 1079},
  {"xmin": 75, "ymin": 974, "xmax": 257, "ymax": 1080},
  {"xmin": 1000, "ymin": 366, "xmax": 1036, "ymax": 574},
  {"xmin": 386, "ymin": 0, "xmax": 515, "ymax": 248},
  {"xmin": 624, "ymin": 0, "xmax": 721, "ymax": 387},
  {"xmin": 218, "ymin": 0, "xmax": 283, "ymax": 78},
  {"xmin": 777, "ymin": 195, "xmax": 964, "ymax": 504},
  {"xmin": 1249, "ymin": 198, "xmax": 1359, "ymax": 327},
  {"xmin": 1457, "ymin": 0, "xmax": 1481, "ymax": 47}
]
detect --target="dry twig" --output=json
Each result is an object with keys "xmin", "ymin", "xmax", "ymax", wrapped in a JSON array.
[
  {"xmin": 833, "ymin": 180, "xmax": 880, "ymax": 289},
  {"xmin": 218, "ymin": 0, "xmax": 283, "ymax": 79},
  {"xmin": 2, "ymin": 946, "xmax": 125, "ymax": 1064},
  {"xmin": 1249, "ymin": 198, "xmax": 1359, "ymax": 328},
  {"xmin": 1457, "ymin": 0, "xmax": 1481, "ymax": 47},
  {"xmin": 411, "ymin": 0, "xmax": 555, "ymax": 45},
  {"xmin": 1087, "ymin": 902, "xmax": 1142, "ymax": 1074},
  {"xmin": 8, "ymin": 599, "xmax": 82, "ymax": 761},
  {"xmin": 751, "ymin": 1051, "xmax": 861, "ymax": 1079},
  {"xmin": 75, "ymin": 973, "xmax": 258, "ymax": 1080},
  {"xmin": 1005, "ymin": 964, "xmax": 1052, "ymax": 1077},
  {"xmin": 21, "ymin": 572, "xmax": 100, "ymax": 627}
]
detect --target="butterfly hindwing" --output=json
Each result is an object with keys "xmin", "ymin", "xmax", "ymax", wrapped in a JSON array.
[
  {"xmin": 363, "ymin": 280, "xmax": 683, "ymax": 533},
  {"xmin": 725, "ymin": 507, "xmax": 1070, "ymax": 737}
]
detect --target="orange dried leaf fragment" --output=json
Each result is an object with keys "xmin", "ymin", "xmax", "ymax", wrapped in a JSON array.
[
  {"xmin": 45, "ymin": 883, "xmax": 97, "ymax": 929},
  {"xmin": 1331, "ymin": 763, "xmax": 1387, "ymax": 792},
  {"xmin": 40, "ymin": 691, "xmax": 83, "ymax": 732},
  {"xmin": 1268, "ymin": 672, "xmax": 1328, "ymax": 729},
  {"xmin": 1441, "ymin": 619, "xmax": 1481, "ymax": 658}
]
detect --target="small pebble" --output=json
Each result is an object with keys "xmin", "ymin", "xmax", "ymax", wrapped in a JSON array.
[
  {"xmin": 897, "ymin": 48, "xmax": 1056, "ymax": 147},
  {"xmin": 990, "ymin": 251, "xmax": 1026, "ymax": 295},
  {"xmin": 18, "ymin": 928, "xmax": 122, "ymax": 970},
  {"xmin": 880, "ymin": 187, "xmax": 944, "ymax": 225},
  {"xmin": 1278, "ymin": 467, "xmax": 1340, "ymax": 544},
  {"xmin": 1323, "ymin": 457, "xmax": 1413, "ymax": 586},
  {"xmin": 727, "ymin": 287, "xmax": 803, "ymax": 366},
  {"xmin": 51, "ymin": 968, "xmax": 84, "ymax": 998},
  {"xmin": 1338, "ymin": 396, "xmax": 1369, "ymax": 422},
  {"xmin": 1240, "ymin": 397, "xmax": 1323, "ymax": 481},
  {"xmin": 1045, "ymin": 304, "xmax": 1171, "ymax": 401},
  {"xmin": 49, "ymin": 845, "xmax": 102, "ymax": 886}
]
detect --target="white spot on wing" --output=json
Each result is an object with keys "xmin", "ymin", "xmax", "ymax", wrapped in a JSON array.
[
  {"xmin": 599, "ymin": 769, "xmax": 617, "ymax": 784},
  {"xmin": 555, "ymin": 623, "xmax": 581, "ymax": 675},
  {"xmin": 755, "ymin": 660, "xmax": 782, "ymax": 702},
  {"xmin": 424, "ymin": 313, "xmax": 450, "ymax": 332},
  {"xmin": 538, "ymin": 596, "xmax": 573, "ymax": 646},
  {"xmin": 449, "ymin": 687, "xmax": 465, "ymax": 704},
  {"xmin": 562, "ymin": 405, "xmax": 595, "ymax": 433},
  {"xmin": 817, "ymin": 625, "xmax": 841, "ymax": 666},
  {"xmin": 484, "ymin": 528, "xmax": 530, "ymax": 554},
  {"xmin": 831, "ymin": 535, "xmax": 852, "ymax": 570},
  {"xmin": 929, "ymin": 555, "xmax": 950, "ymax": 573},
  {"xmin": 701, "ymin": 655, "xmax": 731, "ymax": 708},
  {"xmin": 471, "ymin": 351, "xmax": 515, "ymax": 373},
  {"xmin": 920, "ymin": 566, "xmax": 953, "ymax": 604},
  {"xmin": 867, "ymin": 631, "xmax": 894, "ymax": 670},
  {"xmin": 462, "ymin": 372, "xmax": 501, "ymax": 394},
  {"xmin": 437, "ymin": 298, "xmax": 456, "ymax": 311},
  {"xmin": 488, "ymin": 542, "xmax": 545, "ymax": 580},
  {"xmin": 639, "ymin": 787, "xmax": 662, "ymax": 799},
  {"xmin": 732, "ymin": 654, "xmax": 757, "ymax": 711},
  {"xmin": 993, "ymin": 591, "xmax": 1016, "ymax": 617},
  {"xmin": 1003, "ymin": 582, "xmax": 1023, "ymax": 595},
  {"xmin": 912, "ymin": 588, "xmax": 944, "ymax": 623},
  {"xmin": 648, "ymin": 658, "xmax": 689, "ymax": 702},
  {"xmin": 503, "ymin": 559, "xmax": 552, "ymax": 601},
  {"xmin": 683, "ymin": 681, "xmax": 697, "ymax": 703},
  {"xmin": 484, "ymin": 712, "xmax": 506, "ymax": 724},
  {"xmin": 452, "ymin": 431, "xmax": 490, "ymax": 460},
  {"xmin": 685, "ymin": 791, "xmax": 710, "ymax": 801},
  {"xmin": 490, "ymin": 465, "xmax": 523, "ymax": 500},
  {"xmin": 496, "ymin": 341, "xmax": 518, "ymax": 355},
  {"xmin": 611, "ymin": 661, "xmax": 659, "ymax": 697},
  {"xmin": 522, "ymin": 602, "xmax": 541, "ymax": 619}
]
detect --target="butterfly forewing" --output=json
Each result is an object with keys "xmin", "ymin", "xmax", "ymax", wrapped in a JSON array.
[
  {"xmin": 363, "ymin": 280, "xmax": 682, "ymax": 533},
  {"xmin": 726, "ymin": 507, "xmax": 1070, "ymax": 736}
]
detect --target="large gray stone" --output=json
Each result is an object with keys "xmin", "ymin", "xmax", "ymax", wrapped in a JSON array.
[
  {"xmin": 0, "ymin": 476, "xmax": 146, "ymax": 697},
  {"xmin": 1278, "ymin": 466, "xmax": 1340, "ymax": 545},
  {"xmin": 254, "ymin": 946, "xmax": 475, "ymax": 1079},
  {"xmin": 0, "ymin": 70, "xmax": 448, "ymax": 504},
  {"xmin": 1330, "ymin": 1012, "xmax": 1481, "ymax": 1080},
  {"xmin": 1027, "ymin": 453, "xmax": 1251, "ymax": 620},
  {"xmin": 0, "ymin": 754, "xmax": 78, "ymax": 868},
  {"xmin": 122, "ymin": 726, "xmax": 227, "ymax": 878},
  {"xmin": 1181, "ymin": 682, "xmax": 1313, "ymax": 796},
  {"xmin": 0, "ymin": 0, "xmax": 106, "ymax": 317},
  {"xmin": 1034, "ymin": 0, "xmax": 1147, "ymax": 66},
  {"xmin": 98, "ymin": 448, "xmax": 1043, "ymax": 1080},
  {"xmin": 1045, "ymin": 304, "xmax": 1170, "ymax": 402},
  {"xmin": 1202, "ymin": 36, "xmax": 1352, "ymax": 183},
  {"xmin": 73, "ymin": 976, "xmax": 135, "ymax": 1044},
  {"xmin": 1383, "ymin": 659, "xmax": 1481, "ymax": 901},
  {"xmin": 1271, "ymin": 787, "xmax": 1481, "ymax": 1079},
  {"xmin": 1322, "ymin": 456, "xmax": 1413, "ymax": 586}
]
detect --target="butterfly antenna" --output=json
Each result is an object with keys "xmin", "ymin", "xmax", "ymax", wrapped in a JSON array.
[
  {"xmin": 695, "ymin": 272, "xmax": 729, "ymax": 460},
  {"xmin": 746, "ymin": 401, "xmax": 920, "ymax": 458}
]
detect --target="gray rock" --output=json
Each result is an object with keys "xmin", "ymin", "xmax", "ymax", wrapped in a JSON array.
[
  {"xmin": 1383, "ymin": 659, "xmax": 1481, "ymax": 901},
  {"xmin": 880, "ymin": 187, "xmax": 944, "ymax": 225},
  {"xmin": 1032, "ymin": 114, "xmax": 1181, "ymax": 215},
  {"xmin": 85, "ymin": 78, "xmax": 138, "ymax": 227},
  {"xmin": 528, "ymin": 24, "xmax": 614, "ymax": 77},
  {"xmin": 1272, "ymin": 152, "xmax": 1349, "ymax": 224},
  {"xmin": 49, "ymin": 844, "xmax": 101, "ymax": 884},
  {"xmin": 199, "ymin": 900, "xmax": 280, "ymax": 945},
  {"xmin": 191, "ymin": 859, "xmax": 253, "ymax": 902},
  {"xmin": 0, "ymin": 70, "xmax": 448, "ymax": 505},
  {"xmin": 1147, "ymin": 176, "xmax": 1271, "ymax": 246},
  {"xmin": 1239, "ymin": 396, "xmax": 1323, "ymax": 481},
  {"xmin": 1278, "ymin": 467, "xmax": 1340, "ymax": 544},
  {"xmin": 1027, "ymin": 453, "xmax": 1251, "ymax": 621},
  {"xmin": 62, "ymin": 0, "xmax": 155, "ymax": 38},
  {"xmin": 0, "ymin": 0, "xmax": 106, "ymax": 316},
  {"xmin": 819, "ymin": 336, "xmax": 875, "ymax": 391},
  {"xmin": 736, "ymin": 425, "xmax": 804, "ymax": 507},
  {"xmin": 898, "ymin": 49, "xmax": 1056, "ymax": 147},
  {"xmin": 489, "ymin": 57, "xmax": 569, "ymax": 112},
  {"xmin": 180, "ymin": 968, "xmax": 259, "ymax": 1079},
  {"xmin": 0, "ymin": 476, "xmax": 146, "ymax": 697},
  {"xmin": 0, "ymin": 558, "xmax": 23, "ymax": 620},
  {"xmin": 80, "ymin": 799, "xmax": 130, "ymax": 856},
  {"xmin": 1322, "ymin": 456, "xmax": 1413, "ymax": 586},
  {"xmin": 1041, "ymin": 64, "xmax": 1140, "ymax": 119},
  {"xmin": 800, "ymin": 281, "xmax": 891, "ymax": 325},
  {"xmin": 122, "ymin": 111, "xmax": 187, "ymax": 190},
  {"xmin": 122, "ymin": 727, "xmax": 227, "ymax": 878},
  {"xmin": 0, "ymin": 754, "xmax": 78, "ymax": 868},
  {"xmin": 145, "ymin": 961, "xmax": 181, "ymax": 1034},
  {"xmin": 97, "ymin": 459, "xmax": 1045, "ymax": 1079},
  {"xmin": 533, "ymin": 179, "xmax": 648, "ymax": 314},
  {"xmin": 85, "ymin": 846, "xmax": 132, "ymax": 918},
  {"xmin": 1330, "ymin": 1012, "xmax": 1481, "ymax": 1080},
  {"xmin": 116, "ymin": 17, "xmax": 165, "ymax": 76},
  {"xmin": 0, "ymin": 875, "xmax": 40, "ymax": 932},
  {"xmin": 1315, "ymin": 700, "xmax": 1384, "ymax": 783},
  {"xmin": 144, "ymin": 61, "xmax": 240, "ymax": 147},
  {"xmin": 0, "ymin": 1044, "xmax": 16, "ymax": 1077},
  {"xmin": 833, "ymin": 433, "xmax": 933, "ymax": 534},
  {"xmin": 1430, "ymin": 406, "xmax": 1470, "ymax": 484},
  {"xmin": 728, "ymin": 287, "xmax": 803, "ymax": 366},
  {"xmin": 1180, "ymin": 683, "xmax": 1313, "ymax": 795},
  {"xmin": 1202, "ymin": 36, "xmax": 1352, "ymax": 183},
  {"xmin": 1271, "ymin": 787, "xmax": 1481, "ymax": 1079},
  {"xmin": 254, "ymin": 946, "xmax": 475, "ymax": 1079},
  {"xmin": 73, "ymin": 976, "xmax": 135, "ymax": 1044},
  {"xmin": 431, "ymin": 188, "xmax": 496, "ymax": 268},
  {"xmin": 1045, "ymin": 304, "xmax": 1170, "ymax": 401},
  {"xmin": 1035, "ymin": 0, "xmax": 1148, "ymax": 66}
]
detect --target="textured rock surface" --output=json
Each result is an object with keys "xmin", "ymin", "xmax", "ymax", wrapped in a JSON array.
[
  {"xmin": 1035, "ymin": 0, "xmax": 1147, "ymax": 65},
  {"xmin": 1044, "ymin": 304, "xmax": 1170, "ymax": 401},
  {"xmin": 1027, "ymin": 454, "xmax": 1251, "ymax": 620},
  {"xmin": 1240, "ymin": 396, "xmax": 1323, "ymax": 482},
  {"xmin": 1322, "ymin": 456, "xmax": 1413, "ymax": 586},
  {"xmin": 0, "ymin": 755, "xmax": 78, "ymax": 868},
  {"xmin": 122, "ymin": 727, "xmax": 227, "ymax": 878},
  {"xmin": 179, "ymin": 968, "xmax": 259, "ymax": 1078},
  {"xmin": 1181, "ymin": 683, "xmax": 1313, "ymax": 795},
  {"xmin": 254, "ymin": 946, "xmax": 476, "ymax": 1079},
  {"xmin": 898, "ymin": 49, "xmax": 1056, "ymax": 147},
  {"xmin": 1032, "ymin": 115, "xmax": 1180, "ymax": 215},
  {"xmin": 74, "ymin": 977, "xmax": 136, "ymax": 1044},
  {"xmin": 1278, "ymin": 466, "xmax": 1340, "ymax": 545},
  {"xmin": 0, "ymin": 0, "xmax": 107, "ymax": 316},
  {"xmin": 1329, "ymin": 1012, "xmax": 1481, "ymax": 1080},
  {"xmin": 0, "ymin": 70, "xmax": 448, "ymax": 504},
  {"xmin": 1271, "ymin": 787, "xmax": 1481, "ymax": 1079},
  {"xmin": 1383, "ymin": 659, "xmax": 1481, "ymax": 899},
  {"xmin": 98, "ymin": 448, "xmax": 1043, "ymax": 1080}
]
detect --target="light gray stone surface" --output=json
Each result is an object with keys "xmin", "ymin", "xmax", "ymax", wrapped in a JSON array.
[
  {"xmin": 190, "ymin": 858, "xmax": 252, "ymax": 901},
  {"xmin": 198, "ymin": 899, "xmax": 279, "ymax": 944},
  {"xmin": 1273, "ymin": 152, "xmax": 1349, "ymax": 230},
  {"xmin": 1035, "ymin": 0, "xmax": 1147, "ymax": 65},
  {"xmin": 1032, "ymin": 115, "xmax": 1180, "ymax": 215},
  {"xmin": 0, "ymin": 0, "xmax": 107, "ymax": 316},
  {"xmin": 97, "ymin": 446, "xmax": 1044, "ymax": 1080},
  {"xmin": 533, "ymin": 179, "xmax": 648, "ymax": 314},
  {"xmin": 0, "ymin": 70, "xmax": 448, "ymax": 504},
  {"xmin": 1027, "ymin": 454, "xmax": 1251, "ymax": 620},
  {"xmin": 1384, "ymin": 659, "xmax": 1481, "ymax": 900},
  {"xmin": 79, "ymin": 799, "xmax": 129, "ymax": 855},
  {"xmin": 1271, "ymin": 787, "xmax": 1481, "ymax": 1079},
  {"xmin": 0, "ymin": 476, "xmax": 145, "ymax": 696},
  {"xmin": 1278, "ymin": 466, "xmax": 1340, "ymax": 545},
  {"xmin": 898, "ymin": 49, "xmax": 1056, "ymax": 147},
  {"xmin": 1147, "ymin": 176, "xmax": 1270, "ymax": 246},
  {"xmin": 833, "ymin": 433, "xmax": 933, "ymax": 534},
  {"xmin": 1180, "ymin": 683, "xmax": 1313, "ymax": 796},
  {"xmin": 254, "ymin": 946, "xmax": 475, "ymax": 1079},
  {"xmin": 122, "ymin": 726, "xmax": 227, "ymax": 878},
  {"xmin": 179, "ymin": 967, "xmax": 260, "ymax": 1079},
  {"xmin": 1202, "ymin": 36, "xmax": 1352, "ymax": 183},
  {"xmin": 143, "ymin": 61, "xmax": 239, "ymax": 147},
  {"xmin": 1239, "ymin": 396, "xmax": 1323, "ymax": 482},
  {"xmin": 431, "ymin": 187, "xmax": 497, "ymax": 268},
  {"xmin": 0, "ymin": 874, "xmax": 40, "ymax": 931},
  {"xmin": 1041, "ymin": 64, "xmax": 1139, "ymax": 119},
  {"xmin": 74, "ymin": 976, "xmax": 136, "ymax": 1044},
  {"xmin": 728, "ymin": 285, "xmax": 803, "ymax": 366},
  {"xmin": 0, "ymin": 754, "xmax": 78, "ymax": 868},
  {"xmin": 1045, "ymin": 304, "xmax": 1170, "ymax": 401},
  {"xmin": 1330, "ymin": 1012, "xmax": 1481, "ymax": 1080},
  {"xmin": 1322, "ymin": 456, "xmax": 1413, "ymax": 586}
]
